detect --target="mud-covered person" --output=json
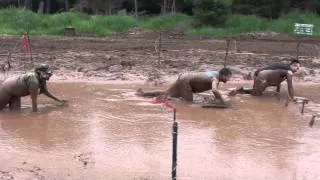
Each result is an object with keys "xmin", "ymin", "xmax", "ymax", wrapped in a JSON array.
[
  {"xmin": 229, "ymin": 60, "xmax": 301, "ymax": 100},
  {"xmin": 0, "ymin": 64, "xmax": 67, "ymax": 112},
  {"xmin": 136, "ymin": 67, "xmax": 232, "ymax": 105}
]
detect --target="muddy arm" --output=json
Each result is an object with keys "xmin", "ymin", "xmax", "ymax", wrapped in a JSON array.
[
  {"xmin": 30, "ymin": 92, "xmax": 38, "ymax": 112},
  {"xmin": 212, "ymin": 81, "xmax": 225, "ymax": 104},
  {"xmin": 29, "ymin": 87, "xmax": 38, "ymax": 112},
  {"xmin": 40, "ymin": 82, "xmax": 63, "ymax": 102},
  {"xmin": 286, "ymin": 72, "xmax": 294, "ymax": 99},
  {"xmin": 276, "ymin": 84, "xmax": 281, "ymax": 93},
  {"xmin": 213, "ymin": 90, "xmax": 226, "ymax": 104},
  {"xmin": 135, "ymin": 88, "xmax": 166, "ymax": 98},
  {"xmin": 27, "ymin": 81, "xmax": 40, "ymax": 112}
]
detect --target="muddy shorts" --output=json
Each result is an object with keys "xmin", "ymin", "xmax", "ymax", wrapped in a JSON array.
[
  {"xmin": 0, "ymin": 87, "xmax": 21, "ymax": 110},
  {"xmin": 251, "ymin": 75, "xmax": 268, "ymax": 96}
]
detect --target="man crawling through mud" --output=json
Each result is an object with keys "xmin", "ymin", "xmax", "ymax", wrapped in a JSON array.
[
  {"xmin": 136, "ymin": 67, "xmax": 232, "ymax": 106},
  {"xmin": 229, "ymin": 60, "xmax": 301, "ymax": 100},
  {"xmin": 0, "ymin": 64, "xmax": 67, "ymax": 112}
]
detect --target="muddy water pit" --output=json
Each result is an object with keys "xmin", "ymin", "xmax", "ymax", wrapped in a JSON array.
[{"xmin": 0, "ymin": 82, "xmax": 319, "ymax": 180}]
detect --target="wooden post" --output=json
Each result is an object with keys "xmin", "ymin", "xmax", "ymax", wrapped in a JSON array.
[
  {"xmin": 296, "ymin": 39, "xmax": 301, "ymax": 60},
  {"xmin": 159, "ymin": 33, "xmax": 162, "ymax": 66},
  {"xmin": 155, "ymin": 32, "xmax": 162, "ymax": 66},
  {"xmin": 7, "ymin": 52, "xmax": 11, "ymax": 70},
  {"xmin": 26, "ymin": 32, "xmax": 33, "ymax": 63},
  {"xmin": 309, "ymin": 115, "xmax": 316, "ymax": 127},
  {"xmin": 301, "ymin": 99, "xmax": 308, "ymax": 114},
  {"xmin": 224, "ymin": 39, "xmax": 231, "ymax": 67}
]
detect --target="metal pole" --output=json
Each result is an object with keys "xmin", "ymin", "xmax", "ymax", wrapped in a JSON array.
[
  {"xmin": 301, "ymin": 100, "xmax": 308, "ymax": 114},
  {"xmin": 172, "ymin": 108, "xmax": 178, "ymax": 180}
]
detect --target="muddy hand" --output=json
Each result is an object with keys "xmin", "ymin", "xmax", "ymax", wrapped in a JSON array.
[
  {"xmin": 285, "ymin": 96, "xmax": 295, "ymax": 107},
  {"xmin": 58, "ymin": 100, "xmax": 68, "ymax": 106},
  {"xmin": 228, "ymin": 87, "xmax": 244, "ymax": 96},
  {"xmin": 294, "ymin": 96, "xmax": 309, "ymax": 103},
  {"xmin": 285, "ymin": 96, "xmax": 308, "ymax": 107},
  {"xmin": 228, "ymin": 89, "xmax": 238, "ymax": 96}
]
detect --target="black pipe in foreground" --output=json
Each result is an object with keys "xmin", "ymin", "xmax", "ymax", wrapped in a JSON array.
[{"xmin": 172, "ymin": 108, "xmax": 178, "ymax": 180}]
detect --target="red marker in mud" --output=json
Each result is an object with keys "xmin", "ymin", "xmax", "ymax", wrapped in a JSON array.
[
  {"xmin": 151, "ymin": 97, "xmax": 175, "ymax": 109},
  {"xmin": 21, "ymin": 33, "xmax": 30, "ymax": 53}
]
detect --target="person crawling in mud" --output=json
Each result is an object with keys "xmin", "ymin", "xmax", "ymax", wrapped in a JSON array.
[
  {"xmin": 0, "ymin": 64, "xmax": 67, "ymax": 112},
  {"xmin": 229, "ymin": 59, "xmax": 301, "ymax": 100},
  {"xmin": 136, "ymin": 67, "xmax": 232, "ymax": 105}
]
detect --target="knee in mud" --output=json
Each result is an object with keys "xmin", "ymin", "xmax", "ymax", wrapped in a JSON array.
[
  {"xmin": 229, "ymin": 87, "xmax": 244, "ymax": 96},
  {"xmin": 251, "ymin": 90, "xmax": 263, "ymax": 96},
  {"xmin": 135, "ymin": 88, "xmax": 143, "ymax": 96},
  {"xmin": 74, "ymin": 152, "xmax": 95, "ymax": 167}
]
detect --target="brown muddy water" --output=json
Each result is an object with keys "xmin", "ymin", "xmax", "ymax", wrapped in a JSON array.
[{"xmin": 0, "ymin": 82, "xmax": 319, "ymax": 180}]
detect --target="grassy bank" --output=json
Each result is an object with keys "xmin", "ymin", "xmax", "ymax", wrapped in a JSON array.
[
  {"xmin": 186, "ymin": 11, "xmax": 320, "ymax": 37},
  {"xmin": 0, "ymin": 8, "xmax": 190, "ymax": 36},
  {"xmin": 0, "ymin": 8, "xmax": 319, "ymax": 37}
]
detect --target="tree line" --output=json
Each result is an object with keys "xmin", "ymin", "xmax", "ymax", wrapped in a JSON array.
[{"xmin": 1, "ymin": 0, "xmax": 319, "ymax": 25}]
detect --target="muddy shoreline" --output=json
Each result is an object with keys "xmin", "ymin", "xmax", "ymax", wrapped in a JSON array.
[{"xmin": 0, "ymin": 31, "xmax": 320, "ymax": 84}]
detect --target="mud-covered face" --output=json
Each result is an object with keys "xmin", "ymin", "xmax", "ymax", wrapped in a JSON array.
[
  {"xmin": 219, "ymin": 75, "xmax": 231, "ymax": 83},
  {"xmin": 290, "ymin": 63, "xmax": 301, "ymax": 73},
  {"xmin": 39, "ymin": 70, "xmax": 53, "ymax": 80}
]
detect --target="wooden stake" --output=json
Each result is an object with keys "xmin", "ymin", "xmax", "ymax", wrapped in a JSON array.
[{"xmin": 224, "ymin": 39, "xmax": 231, "ymax": 67}]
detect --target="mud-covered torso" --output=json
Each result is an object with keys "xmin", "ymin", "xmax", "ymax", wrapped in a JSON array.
[
  {"xmin": 258, "ymin": 69, "xmax": 290, "ymax": 86},
  {"xmin": 255, "ymin": 63, "xmax": 291, "ymax": 76},
  {"xmin": 181, "ymin": 71, "xmax": 218, "ymax": 93},
  {"xmin": 2, "ymin": 72, "xmax": 41, "ymax": 97}
]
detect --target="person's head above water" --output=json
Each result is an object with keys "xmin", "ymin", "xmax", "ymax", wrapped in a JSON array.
[
  {"xmin": 289, "ymin": 59, "xmax": 301, "ymax": 73},
  {"xmin": 218, "ymin": 67, "xmax": 232, "ymax": 83},
  {"xmin": 35, "ymin": 64, "xmax": 53, "ymax": 81}
]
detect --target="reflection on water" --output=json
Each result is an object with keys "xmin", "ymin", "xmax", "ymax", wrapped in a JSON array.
[{"xmin": 0, "ymin": 82, "xmax": 319, "ymax": 179}]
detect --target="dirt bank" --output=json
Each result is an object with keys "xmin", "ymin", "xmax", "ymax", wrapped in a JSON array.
[{"xmin": 0, "ymin": 31, "xmax": 319, "ymax": 84}]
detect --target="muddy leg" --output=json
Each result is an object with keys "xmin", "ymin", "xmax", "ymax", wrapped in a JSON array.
[
  {"xmin": 0, "ymin": 100, "xmax": 9, "ymax": 110},
  {"xmin": 251, "ymin": 77, "xmax": 268, "ymax": 96},
  {"xmin": 276, "ymin": 84, "xmax": 281, "ymax": 100},
  {"xmin": 0, "ymin": 88, "xmax": 11, "ymax": 110},
  {"xmin": 276, "ymin": 84, "xmax": 281, "ymax": 93},
  {"xmin": 179, "ymin": 82, "xmax": 193, "ymax": 102},
  {"xmin": 9, "ymin": 96, "xmax": 21, "ymax": 111},
  {"xmin": 135, "ymin": 88, "xmax": 166, "ymax": 98},
  {"xmin": 212, "ymin": 90, "xmax": 226, "ymax": 104},
  {"xmin": 228, "ymin": 86, "xmax": 253, "ymax": 96}
]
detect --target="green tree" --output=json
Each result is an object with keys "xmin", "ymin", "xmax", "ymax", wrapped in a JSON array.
[
  {"xmin": 232, "ymin": 0, "xmax": 283, "ymax": 19},
  {"xmin": 192, "ymin": 0, "xmax": 231, "ymax": 26}
]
